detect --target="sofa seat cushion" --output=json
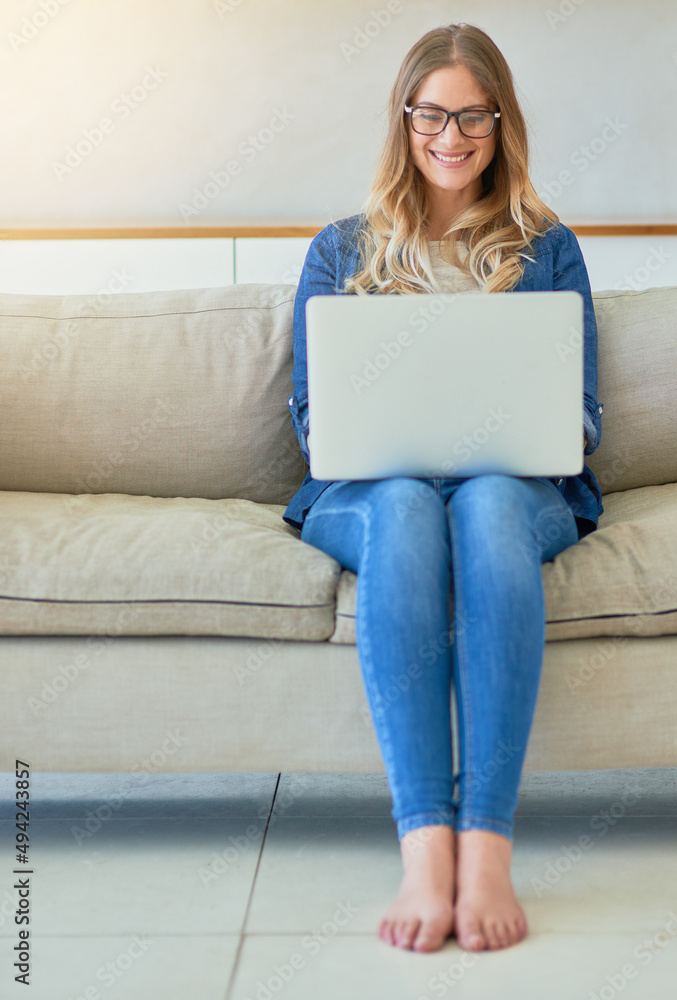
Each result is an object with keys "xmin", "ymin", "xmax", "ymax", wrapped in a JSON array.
[
  {"xmin": 329, "ymin": 482, "xmax": 677, "ymax": 644},
  {"xmin": 0, "ymin": 491, "xmax": 340, "ymax": 640}
]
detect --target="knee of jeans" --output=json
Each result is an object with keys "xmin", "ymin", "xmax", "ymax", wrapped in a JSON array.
[
  {"xmin": 372, "ymin": 477, "xmax": 443, "ymax": 528},
  {"xmin": 305, "ymin": 479, "xmax": 447, "ymax": 556},
  {"xmin": 450, "ymin": 475, "xmax": 576, "ymax": 553},
  {"xmin": 450, "ymin": 473, "xmax": 527, "ymax": 517}
]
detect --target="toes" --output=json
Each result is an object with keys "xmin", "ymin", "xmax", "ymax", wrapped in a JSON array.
[
  {"xmin": 459, "ymin": 920, "xmax": 485, "ymax": 951},
  {"xmin": 412, "ymin": 925, "xmax": 442, "ymax": 952},
  {"xmin": 465, "ymin": 932, "xmax": 485, "ymax": 951},
  {"xmin": 396, "ymin": 919, "xmax": 420, "ymax": 949},
  {"xmin": 486, "ymin": 916, "xmax": 526, "ymax": 949},
  {"xmin": 378, "ymin": 919, "xmax": 395, "ymax": 946},
  {"xmin": 486, "ymin": 920, "xmax": 508, "ymax": 949},
  {"xmin": 379, "ymin": 917, "xmax": 423, "ymax": 950},
  {"xmin": 514, "ymin": 913, "xmax": 528, "ymax": 943}
]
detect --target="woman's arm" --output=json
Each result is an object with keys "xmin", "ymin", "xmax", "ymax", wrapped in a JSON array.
[
  {"xmin": 288, "ymin": 225, "xmax": 341, "ymax": 465},
  {"xmin": 552, "ymin": 224, "xmax": 603, "ymax": 456}
]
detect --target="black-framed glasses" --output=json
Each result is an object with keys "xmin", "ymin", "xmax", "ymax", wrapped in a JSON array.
[{"xmin": 404, "ymin": 105, "xmax": 500, "ymax": 138}]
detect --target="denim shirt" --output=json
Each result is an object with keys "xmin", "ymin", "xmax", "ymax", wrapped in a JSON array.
[{"xmin": 282, "ymin": 213, "xmax": 604, "ymax": 538}]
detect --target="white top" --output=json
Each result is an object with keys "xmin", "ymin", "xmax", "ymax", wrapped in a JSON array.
[{"xmin": 427, "ymin": 239, "xmax": 481, "ymax": 294}]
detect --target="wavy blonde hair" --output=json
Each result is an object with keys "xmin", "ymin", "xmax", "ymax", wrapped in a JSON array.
[{"xmin": 343, "ymin": 23, "xmax": 559, "ymax": 296}]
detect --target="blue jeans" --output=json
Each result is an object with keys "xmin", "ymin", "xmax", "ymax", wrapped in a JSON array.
[{"xmin": 300, "ymin": 474, "xmax": 579, "ymax": 842}]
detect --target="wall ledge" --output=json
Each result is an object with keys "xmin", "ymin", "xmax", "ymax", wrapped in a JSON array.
[{"xmin": 1, "ymin": 224, "xmax": 677, "ymax": 239}]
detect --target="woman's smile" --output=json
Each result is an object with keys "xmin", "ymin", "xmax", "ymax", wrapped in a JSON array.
[{"xmin": 429, "ymin": 148, "xmax": 475, "ymax": 167}]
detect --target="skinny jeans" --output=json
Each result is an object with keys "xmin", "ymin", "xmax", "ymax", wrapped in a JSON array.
[{"xmin": 300, "ymin": 474, "xmax": 579, "ymax": 841}]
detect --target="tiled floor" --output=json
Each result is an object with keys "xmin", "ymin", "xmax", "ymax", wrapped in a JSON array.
[{"xmin": 0, "ymin": 768, "xmax": 676, "ymax": 998}]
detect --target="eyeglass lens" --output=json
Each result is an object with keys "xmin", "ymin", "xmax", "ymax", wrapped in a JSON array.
[{"xmin": 410, "ymin": 109, "xmax": 495, "ymax": 137}]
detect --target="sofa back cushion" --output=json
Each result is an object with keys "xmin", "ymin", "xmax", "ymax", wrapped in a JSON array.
[
  {"xmin": 587, "ymin": 286, "xmax": 677, "ymax": 494},
  {"xmin": 1, "ymin": 281, "xmax": 674, "ymax": 501},
  {"xmin": 0, "ymin": 283, "xmax": 307, "ymax": 504}
]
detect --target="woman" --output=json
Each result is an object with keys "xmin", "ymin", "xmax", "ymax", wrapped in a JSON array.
[{"xmin": 282, "ymin": 23, "xmax": 603, "ymax": 954}]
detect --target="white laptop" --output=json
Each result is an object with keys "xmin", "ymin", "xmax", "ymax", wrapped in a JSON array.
[{"xmin": 305, "ymin": 290, "xmax": 584, "ymax": 480}]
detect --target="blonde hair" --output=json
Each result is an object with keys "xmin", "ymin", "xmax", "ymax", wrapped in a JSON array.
[{"xmin": 343, "ymin": 23, "xmax": 559, "ymax": 296}]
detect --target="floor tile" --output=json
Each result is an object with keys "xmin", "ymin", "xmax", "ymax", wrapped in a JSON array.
[
  {"xmin": 231, "ymin": 931, "xmax": 677, "ymax": 1000},
  {"xmin": 0, "ymin": 934, "xmax": 238, "ymax": 1000},
  {"xmin": 246, "ymin": 815, "xmax": 401, "ymax": 935},
  {"xmin": 0, "ymin": 769, "xmax": 674, "ymax": 997},
  {"xmin": 514, "ymin": 814, "xmax": 677, "ymax": 933},
  {"xmin": 0, "ymin": 815, "xmax": 265, "ymax": 936},
  {"xmin": 248, "ymin": 811, "xmax": 677, "ymax": 940}
]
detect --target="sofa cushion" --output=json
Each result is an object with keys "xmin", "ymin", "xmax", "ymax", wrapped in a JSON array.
[
  {"xmin": 329, "ymin": 482, "xmax": 677, "ymax": 644},
  {"xmin": 0, "ymin": 284, "xmax": 306, "ymax": 504},
  {"xmin": 0, "ymin": 491, "xmax": 340, "ymax": 640},
  {"xmin": 587, "ymin": 286, "xmax": 677, "ymax": 493}
]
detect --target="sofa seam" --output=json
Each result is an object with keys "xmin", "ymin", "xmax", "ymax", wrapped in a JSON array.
[
  {"xmin": 0, "ymin": 299, "xmax": 297, "ymax": 322},
  {"xmin": 0, "ymin": 596, "xmax": 335, "ymax": 608}
]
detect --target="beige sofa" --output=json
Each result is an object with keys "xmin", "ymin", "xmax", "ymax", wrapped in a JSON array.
[{"xmin": 1, "ymin": 282, "xmax": 676, "ymax": 776}]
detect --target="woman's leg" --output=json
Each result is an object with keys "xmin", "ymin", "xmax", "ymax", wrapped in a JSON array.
[
  {"xmin": 301, "ymin": 477, "xmax": 457, "ymax": 951},
  {"xmin": 442, "ymin": 474, "xmax": 579, "ymax": 950}
]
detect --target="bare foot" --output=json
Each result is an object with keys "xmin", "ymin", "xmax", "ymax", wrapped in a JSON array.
[
  {"xmin": 378, "ymin": 824, "xmax": 455, "ymax": 953},
  {"xmin": 453, "ymin": 829, "xmax": 528, "ymax": 951}
]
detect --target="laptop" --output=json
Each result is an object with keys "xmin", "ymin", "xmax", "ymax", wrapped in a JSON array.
[{"xmin": 305, "ymin": 290, "xmax": 584, "ymax": 480}]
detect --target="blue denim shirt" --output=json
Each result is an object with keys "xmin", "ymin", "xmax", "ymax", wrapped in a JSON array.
[{"xmin": 283, "ymin": 213, "xmax": 604, "ymax": 538}]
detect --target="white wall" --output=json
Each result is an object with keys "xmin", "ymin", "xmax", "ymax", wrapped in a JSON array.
[
  {"xmin": 0, "ymin": 236, "xmax": 675, "ymax": 294},
  {"xmin": 2, "ymin": 0, "xmax": 676, "ymax": 227}
]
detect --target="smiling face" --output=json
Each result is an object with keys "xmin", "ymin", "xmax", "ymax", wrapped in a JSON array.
[{"xmin": 407, "ymin": 64, "xmax": 499, "ymax": 233}]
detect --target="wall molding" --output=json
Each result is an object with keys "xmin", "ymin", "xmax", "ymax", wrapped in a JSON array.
[
  {"xmin": 0, "ymin": 226, "xmax": 322, "ymax": 240},
  {"xmin": 1, "ymin": 224, "xmax": 676, "ymax": 240}
]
